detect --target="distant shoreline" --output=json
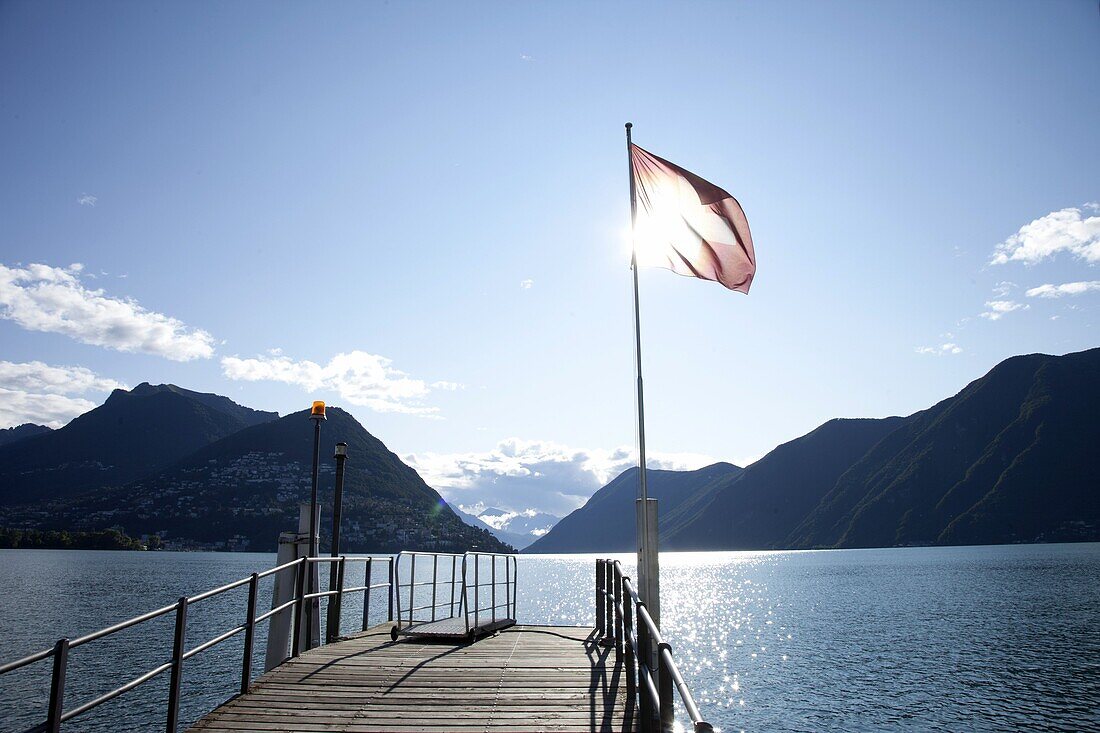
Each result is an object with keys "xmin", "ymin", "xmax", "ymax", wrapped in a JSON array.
[
  {"xmin": 0, "ymin": 527, "xmax": 151, "ymax": 551},
  {"xmin": 1, "ymin": 536, "xmax": 1097, "ymax": 554}
]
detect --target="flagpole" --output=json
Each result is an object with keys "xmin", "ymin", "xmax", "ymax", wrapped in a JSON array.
[{"xmin": 626, "ymin": 122, "xmax": 659, "ymax": 629}]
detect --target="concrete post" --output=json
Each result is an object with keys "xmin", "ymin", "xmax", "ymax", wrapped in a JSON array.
[{"xmin": 264, "ymin": 505, "xmax": 319, "ymax": 671}]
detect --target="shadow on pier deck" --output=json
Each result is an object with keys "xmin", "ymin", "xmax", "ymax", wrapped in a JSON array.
[{"xmin": 189, "ymin": 623, "xmax": 636, "ymax": 733}]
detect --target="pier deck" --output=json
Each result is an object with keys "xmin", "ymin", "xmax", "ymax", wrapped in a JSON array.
[{"xmin": 189, "ymin": 623, "xmax": 636, "ymax": 733}]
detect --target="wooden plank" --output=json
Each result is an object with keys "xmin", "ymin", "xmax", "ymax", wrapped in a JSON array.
[{"xmin": 189, "ymin": 623, "xmax": 636, "ymax": 733}]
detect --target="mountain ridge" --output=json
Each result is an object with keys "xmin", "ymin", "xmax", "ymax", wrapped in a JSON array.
[
  {"xmin": 528, "ymin": 348, "xmax": 1099, "ymax": 553},
  {"xmin": 0, "ymin": 384, "xmax": 278, "ymax": 506},
  {"xmin": 0, "ymin": 423, "xmax": 52, "ymax": 448},
  {"xmin": 2, "ymin": 406, "xmax": 509, "ymax": 553},
  {"xmin": 525, "ymin": 462, "xmax": 743, "ymax": 553}
]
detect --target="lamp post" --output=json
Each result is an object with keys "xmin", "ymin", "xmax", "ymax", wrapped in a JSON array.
[
  {"xmin": 326, "ymin": 442, "xmax": 348, "ymax": 643},
  {"xmin": 306, "ymin": 401, "xmax": 325, "ymax": 650},
  {"xmin": 308, "ymin": 401, "xmax": 326, "ymax": 559}
]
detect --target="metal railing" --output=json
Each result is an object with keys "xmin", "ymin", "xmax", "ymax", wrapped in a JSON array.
[
  {"xmin": 393, "ymin": 551, "xmax": 464, "ymax": 628},
  {"xmin": 0, "ymin": 554, "xmax": 394, "ymax": 733},
  {"xmin": 596, "ymin": 558, "xmax": 712, "ymax": 733},
  {"xmin": 463, "ymin": 551, "xmax": 517, "ymax": 632},
  {"xmin": 393, "ymin": 551, "xmax": 517, "ymax": 636}
]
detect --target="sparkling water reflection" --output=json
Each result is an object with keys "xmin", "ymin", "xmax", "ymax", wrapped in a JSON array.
[{"xmin": 1, "ymin": 544, "xmax": 1098, "ymax": 732}]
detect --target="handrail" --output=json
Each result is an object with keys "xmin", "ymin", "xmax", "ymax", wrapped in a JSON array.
[
  {"xmin": 0, "ymin": 646, "xmax": 58, "ymax": 677},
  {"xmin": 0, "ymin": 553, "xmax": 397, "ymax": 733},
  {"xmin": 70, "ymin": 601, "xmax": 179, "ymax": 649},
  {"xmin": 187, "ymin": 574, "xmax": 254, "ymax": 604},
  {"xmin": 597, "ymin": 558, "xmax": 713, "ymax": 733}
]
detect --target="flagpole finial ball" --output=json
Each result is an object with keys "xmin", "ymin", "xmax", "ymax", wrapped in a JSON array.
[{"xmin": 625, "ymin": 122, "xmax": 633, "ymax": 129}]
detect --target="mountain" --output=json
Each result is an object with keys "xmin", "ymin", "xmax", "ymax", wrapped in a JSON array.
[
  {"xmin": 3, "ymin": 407, "xmax": 509, "ymax": 553},
  {"xmin": 785, "ymin": 348, "xmax": 1100, "ymax": 548},
  {"xmin": 0, "ymin": 423, "xmax": 52, "ymax": 447},
  {"xmin": 478, "ymin": 507, "xmax": 559, "ymax": 538},
  {"xmin": 453, "ymin": 506, "xmax": 560, "ymax": 550},
  {"xmin": 450, "ymin": 505, "xmax": 529, "ymax": 548},
  {"xmin": 661, "ymin": 417, "xmax": 906, "ymax": 549},
  {"xmin": 453, "ymin": 506, "xmax": 498, "ymax": 534},
  {"xmin": 0, "ymin": 383, "xmax": 277, "ymax": 506},
  {"xmin": 524, "ymin": 462, "xmax": 743, "ymax": 553},
  {"xmin": 128, "ymin": 383, "xmax": 277, "ymax": 428},
  {"xmin": 527, "ymin": 348, "xmax": 1100, "ymax": 552}
]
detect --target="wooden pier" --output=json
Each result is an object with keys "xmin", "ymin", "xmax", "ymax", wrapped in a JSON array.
[
  {"xmin": 189, "ymin": 623, "xmax": 635, "ymax": 733},
  {"xmin": 0, "ymin": 554, "xmax": 710, "ymax": 733}
]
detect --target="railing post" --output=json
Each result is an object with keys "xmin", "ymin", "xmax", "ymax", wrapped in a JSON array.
[
  {"xmin": 362, "ymin": 558, "xmax": 373, "ymax": 631},
  {"xmin": 491, "ymin": 555, "xmax": 497, "ymax": 623},
  {"xmin": 613, "ymin": 564, "xmax": 624, "ymax": 658},
  {"xmin": 409, "ymin": 554, "xmax": 416, "ymax": 625},
  {"xmin": 240, "ymin": 573, "xmax": 259, "ymax": 694},
  {"xmin": 637, "ymin": 602, "xmax": 655, "ymax": 733},
  {"xmin": 327, "ymin": 557, "xmax": 346, "ymax": 643},
  {"xmin": 622, "ymin": 575, "xmax": 635, "ymax": 699},
  {"xmin": 337, "ymin": 556, "xmax": 346, "ymax": 633},
  {"xmin": 658, "ymin": 642, "xmax": 674, "ymax": 732},
  {"xmin": 292, "ymin": 558, "xmax": 306, "ymax": 658},
  {"xmin": 391, "ymin": 556, "xmax": 400, "ymax": 620},
  {"xmin": 450, "ymin": 555, "xmax": 458, "ymax": 615},
  {"xmin": 605, "ymin": 559, "xmax": 615, "ymax": 639},
  {"xmin": 45, "ymin": 637, "xmax": 69, "ymax": 733},
  {"xmin": 166, "ymin": 596, "xmax": 188, "ymax": 733},
  {"xmin": 431, "ymin": 554, "xmax": 439, "ymax": 622},
  {"xmin": 595, "ymin": 559, "xmax": 605, "ymax": 636}
]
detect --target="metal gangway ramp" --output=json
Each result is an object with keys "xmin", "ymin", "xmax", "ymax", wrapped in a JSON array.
[{"xmin": 390, "ymin": 550, "xmax": 517, "ymax": 641}]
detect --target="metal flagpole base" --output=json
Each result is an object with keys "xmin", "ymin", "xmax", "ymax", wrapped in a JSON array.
[{"xmin": 635, "ymin": 497, "xmax": 660, "ymax": 628}]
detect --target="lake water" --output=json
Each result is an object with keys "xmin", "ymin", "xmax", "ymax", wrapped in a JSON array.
[{"xmin": 1, "ymin": 544, "xmax": 1098, "ymax": 732}]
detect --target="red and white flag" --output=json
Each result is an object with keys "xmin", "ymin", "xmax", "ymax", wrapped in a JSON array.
[{"xmin": 630, "ymin": 144, "xmax": 756, "ymax": 293}]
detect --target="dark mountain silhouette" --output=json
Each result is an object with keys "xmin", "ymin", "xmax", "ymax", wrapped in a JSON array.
[
  {"xmin": 11, "ymin": 407, "xmax": 509, "ymax": 553},
  {"xmin": 528, "ymin": 348, "xmax": 1099, "ymax": 552},
  {"xmin": 524, "ymin": 462, "xmax": 743, "ymax": 553},
  {"xmin": 786, "ymin": 348, "xmax": 1100, "ymax": 548},
  {"xmin": 660, "ymin": 417, "xmax": 907, "ymax": 549},
  {"xmin": 0, "ymin": 423, "xmax": 52, "ymax": 448},
  {"xmin": 0, "ymin": 383, "xmax": 278, "ymax": 506},
  {"xmin": 127, "ymin": 383, "xmax": 277, "ymax": 429}
]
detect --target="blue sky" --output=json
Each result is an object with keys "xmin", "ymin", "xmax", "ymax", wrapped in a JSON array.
[{"xmin": 1, "ymin": 1, "xmax": 1097, "ymax": 516}]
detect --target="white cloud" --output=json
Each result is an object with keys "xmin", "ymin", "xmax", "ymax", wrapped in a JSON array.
[
  {"xmin": 990, "ymin": 206, "xmax": 1100, "ymax": 265},
  {"xmin": 405, "ymin": 438, "xmax": 718, "ymax": 516},
  {"xmin": 221, "ymin": 350, "xmax": 450, "ymax": 416},
  {"xmin": 0, "ymin": 389, "xmax": 96, "ymax": 429},
  {"xmin": 1024, "ymin": 281, "xmax": 1100, "ymax": 298},
  {"xmin": 520, "ymin": 279, "xmax": 534, "ymax": 290},
  {"xmin": 980, "ymin": 300, "xmax": 1028, "ymax": 321},
  {"xmin": 992, "ymin": 281, "xmax": 1016, "ymax": 298},
  {"xmin": 915, "ymin": 343, "xmax": 963, "ymax": 356},
  {"xmin": 0, "ymin": 361, "xmax": 124, "ymax": 428},
  {"xmin": 0, "ymin": 361, "xmax": 125, "ymax": 395},
  {"xmin": 0, "ymin": 263, "xmax": 216, "ymax": 361},
  {"xmin": 77, "ymin": 194, "xmax": 97, "ymax": 207},
  {"xmin": 431, "ymin": 381, "xmax": 462, "ymax": 391}
]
